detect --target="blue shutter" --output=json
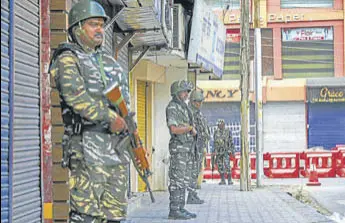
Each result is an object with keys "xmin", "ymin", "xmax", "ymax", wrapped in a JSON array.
[
  {"xmin": 308, "ymin": 103, "xmax": 345, "ymax": 150},
  {"xmin": 12, "ymin": 1, "xmax": 41, "ymax": 222},
  {"xmin": 1, "ymin": 1, "xmax": 11, "ymax": 222}
]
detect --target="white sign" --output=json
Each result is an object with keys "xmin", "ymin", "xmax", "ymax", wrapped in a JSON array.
[
  {"xmin": 188, "ymin": 0, "xmax": 226, "ymax": 78},
  {"xmin": 282, "ymin": 27, "xmax": 333, "ymax": 41}
]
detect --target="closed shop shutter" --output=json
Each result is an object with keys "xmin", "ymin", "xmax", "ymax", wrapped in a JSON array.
[
  {"xmin": 1, "ymin": 1, "xmax": 11, "ymax": 222},
  {"xmin": 263, "ymin": 102, "xmax": 306, "ymax": 152},
  {"xmin": 136, "ymin": 80, "xmax": 147, "ymax": 192},
  {"xmin": 116, "ymin": 33, "xmax": 129, "ymax": 75},
  {"xmin": 202, "ymin": 102, "xmax": 241, "ymax": 125},
  {"xmin": 308, "ymin": 103, "xmax": 345, "ymax": 150},
  {"xmin": 281, "ymin": 0, "xmax": 333, "ymax": 8},
  {"xmin": 104, "ymin": 23, "xmax": 113, "ymax": 55},
  {"xmin": 12, "ymin": 1, "xmax": 41, "ymax": 222},
  {"xmin": 282, "ymin": 27, "xmax": 334, "ymax": 78},
  {"xmin": 201, "ymin": 102, "xmax": 256, "ymax": 153}
]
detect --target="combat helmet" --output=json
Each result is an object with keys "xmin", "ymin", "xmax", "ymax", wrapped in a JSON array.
[
  {"xmin": 190, "ymin": 88, "xmax": 205, "ymax": 102},
  {"xmin": 170, "ymin": 80, "xmax": 194, "ymax": 96},
  {"xmin": 68, "ymin": 0, "xmax": 109, "ymax": 31},
  {"xmin": 217, "ymin": 119, "xmax": 225, "ymax": 125}
]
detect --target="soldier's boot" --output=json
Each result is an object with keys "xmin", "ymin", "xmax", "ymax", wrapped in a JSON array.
[
  {"xmin": 227, "ymin": 173, "xmax": 234, "ymax": 185},
  {"xmin": 180, "ymin": 189, "xmax": 197, "ymax": 218},
  {"xmin": 219, "ymin": 173, "xmax": 226, "ymax": 185},
  {"xmin": 168, "ymin": 190, "xmax": 191, "ymax": 220},
  {"xmin": 187, "ymin": 191, "xmax": 204, "ymax": 204}
]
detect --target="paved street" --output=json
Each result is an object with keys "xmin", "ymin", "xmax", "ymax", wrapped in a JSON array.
[
  {"xmin": 262, "ymin": 178, "xmax": 345, "ymax": 220},
  {"xmin": 125, "ymin": 180, "xmax": 336, "ymax": 223}
]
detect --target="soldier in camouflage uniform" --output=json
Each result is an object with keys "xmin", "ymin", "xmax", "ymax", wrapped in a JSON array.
[
  {"xmin": 166, "ymin": 80, "xmax": 197, "ymax": 220},
  {"xmin": 214, "ymin": 119, "xmax": 234, "ymax": 185},
  {"xmin": 49, "ymin": 1, "xmax": 131, "ymax": 222},
  {"xmin": 187, "ymin": 88, "xmax": 210, "ymax": 204}
]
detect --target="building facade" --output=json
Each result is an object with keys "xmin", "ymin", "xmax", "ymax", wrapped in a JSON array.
[{"xmin": 201, "ymin": 0, "xmax": 345, "ymax": 153}]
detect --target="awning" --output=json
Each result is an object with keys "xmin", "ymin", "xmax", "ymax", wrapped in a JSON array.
[
  {"xmin": 115, "ymin": 6, "xmax": 167, "ymax": 47},
  {"xmin": 306, "ymin": 77, "xmax": 345, "ymax": 87},
  {"xmin": 265, "ymin": 78, "xmax": 305, "ymax": 102},
  {"xmin": 131, "ymin": 59, "xmax": 166, "ymax": 83}
]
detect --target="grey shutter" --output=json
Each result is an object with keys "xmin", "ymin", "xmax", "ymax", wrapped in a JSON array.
[
  {"xmin": 1, "ymin": 1, "xmax": 11, "ymax": 222},
  {"xmin": 281, "ymin": 0, "xmax": 333, "ymax": 8},
  {"xmin": 104, "ymin": 23, "xmax": 113, "ymax": 55},
  {"xmin": 12, "ymin": 1, "xmax": 41, "ymax": 222},
  {"xmin": 116, "ymin": 33, "xmax": 129, "ymax": 75}
]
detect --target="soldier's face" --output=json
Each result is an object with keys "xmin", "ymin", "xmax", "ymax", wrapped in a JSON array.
[
  {"xmin": 178, "ymin": 90, "xmax": 189, "ymax": 102},
  {"xmin": 193, "ymin": 101, "xmax": 202, "ymax": 109},
  {"xmin": 82, "ymin": 18, "xmax": 105, "ymax": 46}
]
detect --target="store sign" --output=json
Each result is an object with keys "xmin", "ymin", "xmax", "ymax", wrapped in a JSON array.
[
  {"xmin": 226, "ymin": 29, "xmax": 240, "ymax": 43},
  {"xmin": 282, "ymin": 27, "xmax": 333, "ymax": 42},
  {"xmin": 203, "ymin": 88, "xmax": 240, "ymax": 102},
  {"xmin": 308, "ymin": 87, "xmax": 345, "ymax": 103},
  {"xmin": 268, "ymin": 13, "xmax": 304, "ymax": 23},
  {"xmin": 188, "ymin": 0, "xmax": 226, "ymax": 78}
]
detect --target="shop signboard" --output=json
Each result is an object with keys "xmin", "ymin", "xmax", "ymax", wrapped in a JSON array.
[
  {"xmin": 282, "ymin": 27, "xmax": 333, "ymax": 42},
  {"xmin": 307, "ymin": 86, "xmax": 345, "ymax": 103},
  {"xmin": 188, "ymin": 0, "xmax": 226, "ymax": 78}
]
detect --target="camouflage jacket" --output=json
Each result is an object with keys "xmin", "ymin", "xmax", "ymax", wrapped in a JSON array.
[
  {"xmin": 189, "ymin": 104, "xmax": 210, "ymax": 153},
  {"xmin": 166, "ymin": 97, "xmax": 194, "ymax": 153},
  {"xmin": 50, "ymin": 42, "xmax": 130, "ymax": 166},
  {"xmin": 213, "ymin": 127, "xmax": 234, "ymax": 155}
]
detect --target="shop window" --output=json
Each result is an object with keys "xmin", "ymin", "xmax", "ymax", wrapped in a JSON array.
[
  {"xmin": 282, "ymin": 27, "xmax": 334, "ymax": 78},
  {"xmin": 281, "ymin": 0, "xmax": 333, "ymax": 8}
]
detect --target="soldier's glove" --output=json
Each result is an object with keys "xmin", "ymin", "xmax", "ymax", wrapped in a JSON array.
[{"xmin": 110, "ymin": 116, "xmax": 128, "ymax": 133}]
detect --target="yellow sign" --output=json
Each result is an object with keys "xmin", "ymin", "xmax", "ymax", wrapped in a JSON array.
[
  {"xmin": 268, "ymin": 13, "xmax": 304, "ymax": 23},
  {"xmin": 203, "ymin": 88, "xmax": 240, "ymax": 102}
]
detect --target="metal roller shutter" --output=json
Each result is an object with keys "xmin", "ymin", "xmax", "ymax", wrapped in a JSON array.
[
  {"xmin": 116, "ymin": 33, "xmax": 129, "ymax": 75},
  {"xmin": 263, "ymin": 102, "xmax": 306, "ymax": 152},
  {"xmin": 308, "ymin": 103, "xmax": 345, "ymax": 150},
  {"xmin": 12, "ymin": 1, "xmax": 41, "ymax": 222},
  {"xmin": 1, "ymin": 1, "xmax": 11, "ymax": 222},
  {"xmin": 136, "ymin": 80, "xmax": 147, "ymax": 192}
]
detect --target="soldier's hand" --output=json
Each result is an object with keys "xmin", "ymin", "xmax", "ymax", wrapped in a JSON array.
[
  {"xmin": 191, "ymin": 126, "xmax": 197, "ymax": 136},
  {"xmin": 110, "ymin": 116, "xmax": 128, "ymax": 133}
]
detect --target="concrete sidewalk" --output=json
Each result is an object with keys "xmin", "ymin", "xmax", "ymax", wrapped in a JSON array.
[{"xmin": 124, "ymin": 181, "xmax": 335, "ymax": 223}]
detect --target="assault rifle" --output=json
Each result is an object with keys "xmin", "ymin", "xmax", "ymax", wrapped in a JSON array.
[{"xmin": 103, "ymin": 82, "xmax": 155, "ymax": 203}]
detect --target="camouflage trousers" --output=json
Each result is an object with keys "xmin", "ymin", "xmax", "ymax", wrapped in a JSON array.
[
  {"xmin": 188, "ymin": 152, "xmax": 203, "ymax": 192},
  {"xmin": 217, "ymin": 153, "xmax": 231, "ymax": 176},
  {"xmin": 69, "ymin": 159, "xmax": 128, "ymax": 222},
  {"xmin": 168, "ymin": 152, "xmax": 193, "ymax": 211}
]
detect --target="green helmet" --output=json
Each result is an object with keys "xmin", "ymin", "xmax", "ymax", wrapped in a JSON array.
[
  {"xmin": 217, "ymin": 119, "xmax": 225, "ymax": 125},
  {"xmin": 170, "ymin": 80, "xmax": 194, "ymax": 96},
  {"xmin": 190, "ymin": 88, "xmax": 204, "ymax": 102},
  {"xmin": 68, "ymin": 0, "xmax": 109, "ymax": 30}
]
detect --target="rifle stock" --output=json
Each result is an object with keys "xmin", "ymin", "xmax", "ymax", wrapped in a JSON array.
[{"xmin": 104, "ymin": 83, "xmax": 155, "ymax": 203}]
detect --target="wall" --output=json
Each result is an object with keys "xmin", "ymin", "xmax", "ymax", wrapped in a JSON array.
[{"xmin": 152, "ymin": 66, "xmax": 188, "ymax": 191}]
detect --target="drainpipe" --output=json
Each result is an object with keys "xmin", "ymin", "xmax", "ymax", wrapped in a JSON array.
[
  {"xmin": 40, "ymin": 0, "xmax": 53, "ymax": 222},
  {"xmin": 161, "ymin": 0, "xmax": 170, "ymax": 47},
  {"xmin": 9, "ymin": 0, "xmax": 14, "ymax": 222}
]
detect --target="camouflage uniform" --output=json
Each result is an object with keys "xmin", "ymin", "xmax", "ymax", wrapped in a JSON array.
[
  {"xmin": 166, "ymin": 80, "xmax": 196, "ymax": 220},
  {"xmin": 187, "ymin": 89, "xmax": 210, "ymax": 204},
  {"xmin": 49, "ymin": 1, "xmax": 130, "ymax": 222},
  {"xmin": 214, "ymin": 119, "xmax": 234, "ymax": 185}
]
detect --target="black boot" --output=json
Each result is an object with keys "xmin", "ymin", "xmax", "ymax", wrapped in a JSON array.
[
  {"xmin": 219, "ymin": 173, "xmax": 226, "ymax": 185},
  {"xmin": 168, "ymin": 210, "xmax": 192, "ymax": 220},
  {"xmin": 168, "ymin": 189, "xmax": 191, "ymax": 220},
  {"xmin": 187, "ymin": 191, "xmax": 204, "ymax": 204},
  {"xmin": 227, "ymin": 173, "xmax": 233, "ymax": 185},
  {"xmin": 180, "ymin": 208, "xmax": 197, "ymax": 218}
]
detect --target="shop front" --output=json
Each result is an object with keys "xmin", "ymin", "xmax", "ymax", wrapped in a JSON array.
[{"xmin": 307, "ymin": 78, "xmax": 345, "ymax": 149}]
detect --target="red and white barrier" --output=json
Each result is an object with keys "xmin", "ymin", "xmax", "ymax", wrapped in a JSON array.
[{"xmin": 263, "ymin": 152, "xmax": 300, "ymax": 178}]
